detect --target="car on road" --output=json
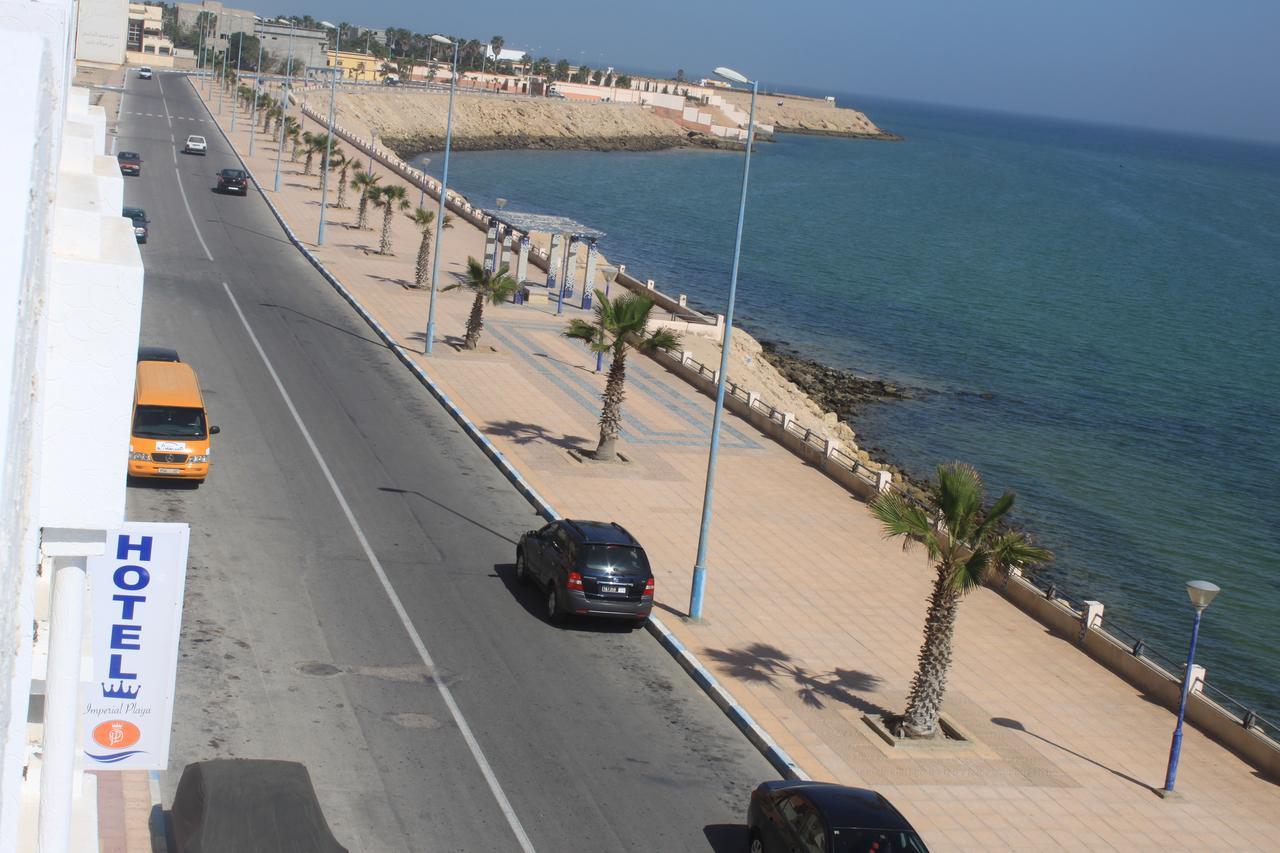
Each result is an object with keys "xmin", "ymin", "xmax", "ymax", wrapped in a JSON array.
[
  {"xmin": 117, "ymin": 150, "xmax": 142, "ymax": 176},
  {"xmin": 123, "ymin": 206, "xmax": 149, "ymax": 243},
  {"xmin": 183, "ymin": 134, "xmax": 207, "ymax": 155},
  {"xmin": 747, "ymin": 781, "xmax": 929, "ymax": 853},
  {"xmin": 138, "ymin": 346, "xmax": 180, "ymax": 363},
  {"xmin": 216, "ymin": 168, "xmax": 249, "ymax": 195},
  {"xmin": 138, "ymin": 66, "xmax": 153, "ymax": 79},
  {"xmin": 516, "ymin": 519, "xmax": 654, "ymax": 625}
]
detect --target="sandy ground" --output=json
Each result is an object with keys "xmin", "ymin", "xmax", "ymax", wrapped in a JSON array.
[
  {"xmin": 73, "ymin": 63, "xmax": 127, "ymax": 140},
  {"xmin": 720, "ymin": 89, "xmax": 888, "ymax": 137}
]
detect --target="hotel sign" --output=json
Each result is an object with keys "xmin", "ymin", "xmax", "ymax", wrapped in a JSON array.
[{"xmin": 82, "ymin": 523, "xmax": 190, "ymax": 769}]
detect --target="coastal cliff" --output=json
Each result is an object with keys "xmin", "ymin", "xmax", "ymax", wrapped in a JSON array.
[{"xmin": 718, "ymin": 90, "xmax": 901, "ymax": 140}]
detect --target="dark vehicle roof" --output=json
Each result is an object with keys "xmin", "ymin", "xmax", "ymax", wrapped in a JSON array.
[
  {"xmin": 137, "ymin": 346, "xmax": 180, "ymax": 362},
  {"xmin": 171, "ymin": 759, "xmax": 348, "ymax": 853},
  {"xmin": 118, "ymin": 151, "xmax": 140, "ymax": 159},
  {"xmin": 123, "ymin": 207, "xmax": 147, "ymax": 220},
  {"xmin": 561, "ymin": 519, "xmax": 641, "ymax": 547},
  {"xmin": 219, "ymin": 168, "xmax": 247, "ymax": 178},
  {"xmin": 762, "ymin": 782, "xmax": 917, "ymax": 832}
]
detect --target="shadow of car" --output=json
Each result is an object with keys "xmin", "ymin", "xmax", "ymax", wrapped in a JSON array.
[{"xmin": 170, "ymin": 759, "xmax": 348, "ymax": 853}]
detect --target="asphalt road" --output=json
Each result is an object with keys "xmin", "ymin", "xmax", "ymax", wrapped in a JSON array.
[{"xmin": 118, "ymin": 71, "xmax": 775, "ymax": 852}]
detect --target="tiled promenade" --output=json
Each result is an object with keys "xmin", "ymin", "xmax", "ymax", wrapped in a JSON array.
[{"xmin": 171, "ymin": 79, "xmax": 1278, "ymax": 850}]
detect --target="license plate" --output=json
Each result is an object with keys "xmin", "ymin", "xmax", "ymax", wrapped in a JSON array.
[
  {"xmin": 601, "ymin": 584, "xmax": 627, "ymax": 594},
  {"xmin": 157, "ymin": 467, "xmax": 182, "ymax": 474}
]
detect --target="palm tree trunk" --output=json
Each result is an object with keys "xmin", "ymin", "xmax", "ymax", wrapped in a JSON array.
[
  {"xmin": 378, "ymin": 206, "xmax": 393, "ymax": 254},
  {"xmin": 463, "ymin": 293, "xmax": 484, "ymax": 349},
  {"xmin": 336, "ymin": 166, "xmax": 349, "ymax": 207},
  {"xmin": 415, "ymin": 231, "xmax": 430, "ymax": 288},
  {"xmin": 899, "ymin": 562, "xmax": 961, "ymax": 738},
  {"xmin": 595, "ymin": 348, "xmax": 627, "ymax": 461},
  {"xmin": 303, "ymin": 150, "xmax": 313, "ymax": 173},
  {"xmin": 356, "ymin": 192, "xmax": 369, "ymax": 229}
]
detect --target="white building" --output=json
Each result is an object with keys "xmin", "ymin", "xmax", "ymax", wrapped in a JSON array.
[{"xmin": 1, "ymin": 0, "xmax": 145, "ymax": 849}]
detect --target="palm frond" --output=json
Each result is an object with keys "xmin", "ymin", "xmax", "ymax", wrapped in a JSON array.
[{"xmin": 870, "ymin": 493, "xmax": 937, "ymax": 555}]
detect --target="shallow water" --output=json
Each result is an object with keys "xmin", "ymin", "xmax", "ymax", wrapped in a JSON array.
[{"xmin": 411, "ymin": 98, "xmax": 1280, "ymax": 725}]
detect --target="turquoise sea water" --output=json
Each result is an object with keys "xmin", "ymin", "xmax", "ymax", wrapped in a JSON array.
[{"xmin": 412, "ymin": 98, "xmax": 1280, "ymax": 725}]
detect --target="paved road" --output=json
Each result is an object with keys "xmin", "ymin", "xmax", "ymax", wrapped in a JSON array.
[{"xmin": 117, "ymin": 72, "xmax": 775, "ymax": 852}]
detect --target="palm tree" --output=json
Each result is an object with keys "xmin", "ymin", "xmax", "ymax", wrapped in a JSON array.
[
  {"xmin": 870, "ymin": 463, "xmax": 1051, "ymax": 739},
  {"xmin": 302, "ymin": 131, "xmax": 322, "ymax": 174},
  {"xmin": 350, "ymin": 170, "xmax": 380, "ymax": 229},
  {"xmin": 563, "ymin": 291, "xmax": 680, "ymax": 461},
  {"xmin": 371, "ymin": 184, "xmax": 410, "ymax": 254},
  {"xmin": 286, "ymin": 120, "xmax": 303, "ymax": 161},
  {"xmin": 443, "ymin": 258, "xmax": 518, "ymax": 350},
  {"xmin": 406, "ymin": 208, "xmax": 453, "ymax": 288},
  {"xmin": 333, "ymin": 150, "xmax": 352, "ymax": 208},
  {"xmin": 262, "ymin": 102, "xmax": 277, "ymax": 133}
]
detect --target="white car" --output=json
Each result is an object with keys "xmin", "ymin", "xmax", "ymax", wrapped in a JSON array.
[
  {"xmin": 183, "ymin": 135, "xmax": 207, "ymax": 155},
  {"xmin": 138, "ymin": 66, "xmax": 153, "ymax": 80}
]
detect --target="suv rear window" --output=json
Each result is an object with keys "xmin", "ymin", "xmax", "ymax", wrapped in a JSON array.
[
  {"xmin": 133, "ymin": 405, "xmax": 207, "ymax": 438},
  {"xmin": 581, "ymin": 544, "xmax": 649, "ymax": 574}
]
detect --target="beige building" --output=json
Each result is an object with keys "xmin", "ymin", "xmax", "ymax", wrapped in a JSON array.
[
  {"xmin": 326, "ymin": 47, "xmax": 385, "ymax": 81},
  {"xmin": 176, "ymin": 0, "xmax": 256, "ymax": 38},
  {"xmin": 126, "ymin": 3, "xmax": 175, "ymax": 65}
]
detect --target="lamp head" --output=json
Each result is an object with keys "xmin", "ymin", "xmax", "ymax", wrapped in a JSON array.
[
  {"xmin": 1186, "ymin": 580, "xmax": 1220, "ymax": 610},
  {"xmin": 320, "ymin": 21, "xmax": 335, "ymax": 29},
  {"xmin": 430, "ymin": 34, "xmax": 453, "ymax": 46},
  {"xmin": 714, "ymin": 66, "xmax": 750, "ymax": 85},
  {"xmin": 600, "ymin": 265, "xmax": 619, "ymax": 284}
]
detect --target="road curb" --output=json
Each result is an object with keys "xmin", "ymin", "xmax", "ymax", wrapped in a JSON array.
[{"xmin": 194, "ymin": 78, "xmax": 808, "ymax": 784}]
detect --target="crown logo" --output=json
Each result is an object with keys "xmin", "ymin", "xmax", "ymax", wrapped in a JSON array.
[{"xmin": 101, "ymin": 682, "xmax": 141, "ymax": 700}]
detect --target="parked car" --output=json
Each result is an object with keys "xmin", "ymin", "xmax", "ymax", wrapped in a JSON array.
[
  {"xmin": 117, "ymin": 151, "xmax": 142, "ymax": 176},
  {"xmin": 138, "ymin": 66, "xmax": 153, "ymax": 79},
  {"xmin": 183, "ymin": 135, "xmax": 207, "ymax": 155},
  {"xmin": 216, "ymin": 168, "xmax": 248, "ymax": 195},
  {"xmin": 123, "ymin": 206, "xmax": 149, "ymax": 243},
  {"xmin": 137, "ymin": 346, "xmax": 180, "ymax": 363},
  {"xmin": 516, "ymin": 519, "xmax": 654, "ymax": 625},
  {"xmin": 171, "ymin": 759, "xmax": 348, "ymax": 853},
  {"xmin": 747, "ymin": 781, "xmax": 929, "ymax": 853}
]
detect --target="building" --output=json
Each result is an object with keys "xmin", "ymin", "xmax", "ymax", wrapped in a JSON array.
[
  {"xmin": 255, "ymin": 21, "xmax": 327, "ymax": 73},
  {"xmin": 3, "ymin": 0, "xmax": 146, "ymax": 848},
  {"xmin": 354, "ymin": 26, "xmax": 384, "ymax": 46},
  {"xmin": 176, "ymin": 0, "xmax": 256, "ymax": 39},
  {"xmin": 127, "ymin": 2, "xmax": 176, "ymax": 65},
  {"xmin": 326, "ymin": 47, "xmax": 386, "ymax": 82}
]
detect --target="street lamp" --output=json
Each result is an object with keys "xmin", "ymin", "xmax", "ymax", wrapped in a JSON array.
[
  {"xmin": 248, "ymin": 17, "xmax": 264, "ymax": 154},
  {"xmin": 688, "ymin": 65, "xmax": 759, "ymax": 620},
  {"xmin": 424, "ymin": 33, "xmax": 459, "ymax": 356},
  {"xmin": 273, "ymin": 18, "xmax": 296, "ymax": 193},
  {"xmin": 316, "ymin": 21, "xmax": 341, "ymax": 246},
  {"xmin": 229, "ymin": 17, "xmax": 246, "ymax": 130},
  {"xmin": 217, "ymin": 15, "xmax": 233, "ymax": 113},
  {"xmin": 1160, "ymin": 580, "xmax": 1221, "ymax": 797}
]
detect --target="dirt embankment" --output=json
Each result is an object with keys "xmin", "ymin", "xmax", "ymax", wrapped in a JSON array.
[
  {"xmin": 327, "ymin": 91, "xmax": 740, "ymax": 156},
  {"xmin": 718, "ymin": 90, "xmax": 900, "ymax": 140}
]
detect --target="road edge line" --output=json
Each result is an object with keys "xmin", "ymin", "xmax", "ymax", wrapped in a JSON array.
[{"xmin": 196, "ymin": 82, "xmax": 809, "ymax": 784}]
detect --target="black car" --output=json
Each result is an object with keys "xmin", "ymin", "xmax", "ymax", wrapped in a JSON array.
[
  {"xmin": 137, "ymin": 346, "xmax": 180, "ymax": 363},
  {"xmin": 516, "ymin": 519, "xmax": 654, "ymax": 625},
  {"xmin": 117, "ymin": 151, "xmax": 142, "ymax": 176},
  {"xmin": 123, "ymin": 207, "xmax": 149, "ymax": 243},
  {"xmin": 748, "ymin": 782, "xmax": 929, "ymax": 853},
  {"xmin": 216, "ymin": 168, "xmax": 249, "ymax": 195}
]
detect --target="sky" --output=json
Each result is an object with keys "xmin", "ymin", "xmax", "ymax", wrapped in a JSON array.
[{"xmin": 278, "ymin": 0, "xmax": 1280, "ymax": 143}]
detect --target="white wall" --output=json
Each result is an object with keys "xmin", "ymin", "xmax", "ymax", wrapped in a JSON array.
[{"xmin": 75, "ymin": 0, "xmax": 128, "ymax": 64}]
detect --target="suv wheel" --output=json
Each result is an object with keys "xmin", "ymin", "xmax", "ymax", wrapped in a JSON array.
[
  {"xmin": 748, "ymin": 830, "xmax": 763, "ymax": 853},
  {"xmin": 515, "ymin": 550, "xmax": 528, "ymax": 584},
  {"xmin": 545, "ymin": 584, "xmax": 563, "ymax": 624}
]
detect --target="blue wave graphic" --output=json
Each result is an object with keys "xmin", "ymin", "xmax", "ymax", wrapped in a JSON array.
[{"xmin": 85, "ymin": 750, "xmax": 146, "ymax": 764}]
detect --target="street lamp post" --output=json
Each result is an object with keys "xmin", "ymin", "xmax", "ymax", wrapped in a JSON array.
[
  {"xmin": 317, "ymin": 20, "xmax": 343, "ymax": 245},
  {"xmin": 273, "ymin": 18, "xmax": 296, "ymax": 192},
  {"xmin": 230, "ymin": 19, "xmax": 246, "ymax": 130},
  {"xmin": 248, "ymin": 22, "xmax": 264, "ymax": 154},
  {"xmin": 197, "ymin": 15, "xmax": 207, "ymax": 80},
  {"xmin": 217, "ymin": 18, "xmax": 231, "ymax": 113},
  {"xmin": 1160, "ymin": 580, "xmax": 1221, "ymax": 797},
  {"xmin": 688, "ymin": 66, "xmax": 759, "ymax": 620},
  {"xmin": 424, "ymin": 34, "xmax": 459, "ymax": 356}
]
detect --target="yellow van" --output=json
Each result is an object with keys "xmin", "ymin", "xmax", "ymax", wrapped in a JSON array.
[{"xmin": 127, "ymin": 361, "xmax": 220, "ymax": 483}]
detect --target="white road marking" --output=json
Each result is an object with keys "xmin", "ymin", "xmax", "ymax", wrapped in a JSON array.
[
  {"xmin": 220, "ymin": 280, "xmax": 538, "ymax": 853},
  {"xmin": 157, "ymin": 78, "xmax": 213, "ymax": 261}
]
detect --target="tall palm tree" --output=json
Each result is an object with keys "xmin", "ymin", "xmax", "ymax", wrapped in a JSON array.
[
  {"xmin": 262, "ymin": 102, "xmax": 277, "ymax": 133},
  {"xmin": 302, "ymin": 131, "xmax": 324, "ymax": 174},
  {"xmin": 350, "ymin": 170, "xmax": 380, "ymax": 229},
  {"xmin": 406, "ymin": 208, "xmax": 453, "ymax": 288},
  {"xmin": 443, "ymin": 258, "xmax": 518, "ymax": 350},
  {"xmin": 325, "ymin": 146, "xmax": 348, "ymax": 200},
  {"xmin": 563, "ymin": 291, "xmax": 680, "ymax": 461},
  {"xmin": 286, "ymin": 120, "xmax": 303, "ymax": 161},
  {"xmin": 371, "ymin": 184, "xmax": 410, "ymax": 254},
  {"xmin": 870, "ymin": 463, "xmax": 1051, "ymax": 739}
]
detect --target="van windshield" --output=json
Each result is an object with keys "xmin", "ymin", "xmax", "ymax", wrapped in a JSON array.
[{"xmin": 133, "ymin": 405, "xmax": 207, "ymax": 439}]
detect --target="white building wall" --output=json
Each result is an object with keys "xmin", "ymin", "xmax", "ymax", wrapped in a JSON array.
[{"xmin": 74, "ymin": 0, "xmax": 128, "ymax": 64}]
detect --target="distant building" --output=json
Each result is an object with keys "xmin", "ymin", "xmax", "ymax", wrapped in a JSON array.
[
  {"xmin": 176, "ymin": 1, "xmax": 257, "ymax": 39},
  {"xmin": 127, "ymin": 3, "xmax": 175, "ymax": 65},
  {"xmin": 325, "ymin": 47, "xmax": 386, "ymax": 82},
  {"xmin": 354, "ymin": 26, "xmax": 385, "ymax": 45},
  {"xmin": 485, "ymin": 45, "xmax": 531, "ymax": 66},
  {"xmin": 254, "ymin": 21, "xmax": 327, "ymax": 72}
]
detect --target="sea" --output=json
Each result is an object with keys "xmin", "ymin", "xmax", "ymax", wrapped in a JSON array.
[{"xmin": 411, "ymin": 95, "xmax": 1280, "ymax": 727}]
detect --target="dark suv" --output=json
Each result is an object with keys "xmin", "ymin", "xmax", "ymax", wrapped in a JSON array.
[
  {"xmin": 216, "ymin": 168, "xmax": 248, "ymax": 195},
  {"xmin": 516, "ymin": 520, "xmax": 654, "ymax": 625}
]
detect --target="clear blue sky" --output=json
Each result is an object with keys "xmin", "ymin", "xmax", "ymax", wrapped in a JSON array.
[{"xmin": 281, "ymin": 0, "xmax": 1280, "ymax": 143}]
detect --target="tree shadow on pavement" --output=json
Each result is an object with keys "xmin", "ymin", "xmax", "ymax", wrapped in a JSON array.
[
  {"xmin": 367, "ymin": 273, "xmax": 416, "ymax": 289},
  {"xmin": 990, "ymin": 717, "xmax": 1159, "ymax": 794},
  {"xmin": 703, "ymin": 823, "xmax": 748, "ymax": 852},
  {"xmin": 484, "ymin": 419, "xmax": 590, "ymax": 451},
  {"xmin": 704, "ymin": 642, "xmax": 890, "ymax": 714}
]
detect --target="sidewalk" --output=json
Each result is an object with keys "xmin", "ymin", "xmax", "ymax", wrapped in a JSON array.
[{"xmin": 188, "ymin": 79, "xmax": 1277, "ymax": 850}]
